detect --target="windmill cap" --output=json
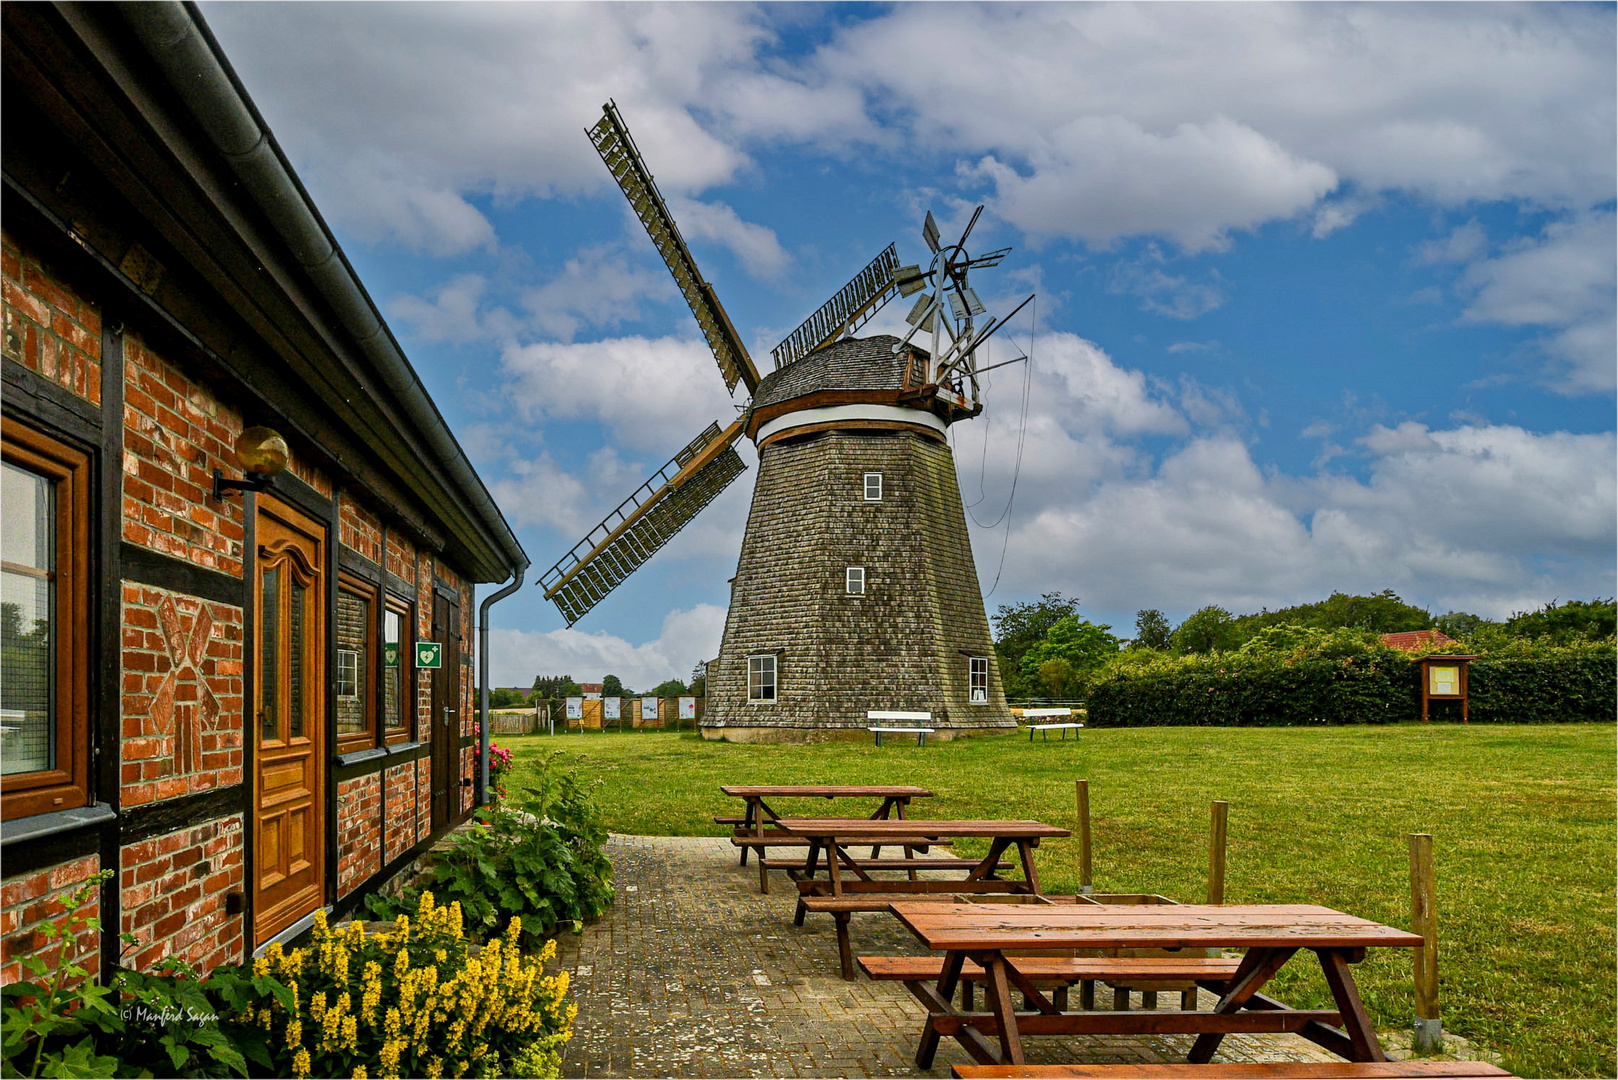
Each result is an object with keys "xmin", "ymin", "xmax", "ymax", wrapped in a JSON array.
[{"xmin": 751, "ymin": 335, "xmax": 924, "ymax": 411}]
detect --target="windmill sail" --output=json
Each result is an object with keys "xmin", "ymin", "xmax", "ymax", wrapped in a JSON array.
[
  {"xmin": 540, "ymin": 419, "xmax": 748, "ymax": 625},
  {"xmin": 588, "ymin": 102, "xmax": 760, "ymax": 395},
  {"xmin": 770, "ymin": 244, "xmax": 902, "ymax": 370}
]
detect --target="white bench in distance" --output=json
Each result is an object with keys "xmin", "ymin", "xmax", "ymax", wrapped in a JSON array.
[
  {"xmin": 1022, "ymin": 707, "xmax": 1085, "ymax": 742},
  {"xmin": 867, "ymin": 710, "xmax": 934, "ymax": 746}
]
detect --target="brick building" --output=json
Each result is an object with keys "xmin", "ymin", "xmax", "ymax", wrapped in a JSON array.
[{"xmin": 1, "ymin": 3, "xmax": 527, "ymax": 981}]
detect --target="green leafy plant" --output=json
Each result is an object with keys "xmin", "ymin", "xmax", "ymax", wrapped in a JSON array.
[
  {"xmin": 1, "ymin": 870, "xmax": 122, "ymax": 1079},
  {"xmin": 368, "ymin": 751, "xmax": 614, "ymax": 942}
]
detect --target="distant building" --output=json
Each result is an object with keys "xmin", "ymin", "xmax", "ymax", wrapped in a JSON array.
[
  {"xmin": 1379, "ymin": 630, "xmax": 1458, "ymax": 651},
  {"xmin": 579, "ymin": 683, "xmax": 605, "ymax": 700}
]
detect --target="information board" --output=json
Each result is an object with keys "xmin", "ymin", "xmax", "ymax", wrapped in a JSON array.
[
  {"xmin": 641, "ymin": 697, "xmax": 659, "ymax": 721},
  {"xmin": 604, "ymin": 696, "xmax": 621, "ymax": 720},
  {"xmin": 678, "ymin": 696, "xmax": 696, "ymax": 720},
  {"xmin": 565, "ymin": 697, "xmax": 583, "ymax": 720}
]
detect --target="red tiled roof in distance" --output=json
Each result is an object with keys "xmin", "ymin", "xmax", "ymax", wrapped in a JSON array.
[{"xmin": 1379, "ymin": 630, "xmax": 1457, "ymax": 651}]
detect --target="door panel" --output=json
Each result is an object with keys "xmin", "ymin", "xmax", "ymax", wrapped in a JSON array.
[
  {"xmin": 430, "ymin": 593, "xmax": 460, "ymax": 831},
  {"xmin": 253, "ymin": 494, "xmax": 326, "ymax": 942}
]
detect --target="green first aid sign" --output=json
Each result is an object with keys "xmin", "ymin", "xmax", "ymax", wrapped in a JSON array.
[
  {"xmin": 383, "ymin": 643, "xmax": 401, "ymax": 668},
  {"xmin": 416, "ymin": 642, "xmax": 443, "ymax": 669}
]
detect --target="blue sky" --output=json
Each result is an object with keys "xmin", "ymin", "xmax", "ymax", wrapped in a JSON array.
[{"xmin": 201, "ymin": 2, "xmax": 1616, "ymax": 690}]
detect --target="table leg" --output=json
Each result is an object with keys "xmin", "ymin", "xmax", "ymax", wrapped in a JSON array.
[
  {"xmin": 827, "ymin": 835, "xmax": 844, "ymax": 897},
  {"xmin": 1016, "ymin": 839, "xmax": 1041, "ymax": 894},
  {"xmin": 804, "ymin": 837, "xmax": 823, "ymax": 882},
  {"xmin": 739, "ymin": 798, "xmax": 755, "ymax": 865},
  {"xmin": 756, "ymin": 799, "xmax": 770, "ymax": 894},
  {"xmin": 968, "ymin": 837, "xmax": 1013, "ymax": 882},
  {"xmin": 983, "ymin": 953, "xmax": 1027, "ymax": 1066},
  {"xmin": 1317, "ymin": 947, "xmax": 1387, "ymax": 1061},
  {"xmin": 916, "ymin": 950, "xmax": 969, "ymax": 1069},
  {"xmin": 1187, "ymin": 946, "xmax": 1295, "ymax": 1064}
]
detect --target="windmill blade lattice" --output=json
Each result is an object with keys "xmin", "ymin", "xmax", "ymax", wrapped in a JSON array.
[
  {"xmin": 770, "ymin": 244, "xmax": 903, "ymax": 371},
  {"xmin": 540, "ymin": 420, "xmax": 748, "ymax": 625},
  {"xmin": 588, "ymin": 102, "xmax": 760, "ymax": 395}
]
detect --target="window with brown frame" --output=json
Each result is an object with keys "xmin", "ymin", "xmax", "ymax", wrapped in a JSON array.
[
  {"xmin": 335, "ymin": 573, "xmax": 377, "ymax": 751},
  {"xmin": 1, "ymin": 416, "xmax": 91, "ymax": 820},
  {"xmin": 382, "ymin": 598, "xmax": 412, "ymax": 744}
]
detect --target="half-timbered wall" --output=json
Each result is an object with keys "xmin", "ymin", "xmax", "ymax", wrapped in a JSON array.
[{"xmin": 2, "ymin": 224, "xmax": 479, "ymax": 977}]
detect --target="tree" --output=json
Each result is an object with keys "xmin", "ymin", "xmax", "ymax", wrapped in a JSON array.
[
  {"xmin": 601, "ymin": 674, "xmax": 631, "ymax": 698},
  {"xmin": 1020, "ymin": 615, "xmax": 1121, "ymax": 696},
  {"xmin": 688, "ymin": 659, "xmax": 711, "ymax": 697},
  {"xmin": 992, "ymin": 593, "xmax": 1083, "ymax": 698},
  {"xmin": 648, "ymin": 678, "xmax": 687, "ymax": 698},
  {"xmin": 1133, "ymin": 609, "xmax": 1173, "ymax": 650},
  {"xmin": 1230, "ymin": 590, "xmax": 1430, "ymax": 641},
  {"xmin": 1505, "ymin": 598, "xmax": 1617, "ymax": 643},
  {"xmin": 1173, "ymin": 605, "xmax": 1241, "ymax": 654},
  {"xmin": 484, "ymin": 687, "xmax": 524, "ymax": 708},
  {"xmin": 1432, "ymin": 610, "xmax": 1497, "ymax": 639},
  {"xmin": 530, "ymin": 675, "xmax": 581, "ymax": 701}
]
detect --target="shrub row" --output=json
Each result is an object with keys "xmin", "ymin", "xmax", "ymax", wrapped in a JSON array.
[{"xmin": 1086, "ymin": 635, "xmax": 1614, "ymax": 727}]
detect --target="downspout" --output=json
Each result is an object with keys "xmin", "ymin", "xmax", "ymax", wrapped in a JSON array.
[{"xmin": 477, "ymin": 563, "xmax": 527, "ymax": 807}]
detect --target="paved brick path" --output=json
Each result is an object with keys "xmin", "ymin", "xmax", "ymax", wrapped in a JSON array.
[{"xmin": 554, "ymin": 834, "xmax": 1347, "ymax": 1078}]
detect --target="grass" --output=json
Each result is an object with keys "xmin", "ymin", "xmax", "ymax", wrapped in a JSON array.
[{"xmin": 501, "ymin": 723, "xmax": 1615, "ymax": 1078}]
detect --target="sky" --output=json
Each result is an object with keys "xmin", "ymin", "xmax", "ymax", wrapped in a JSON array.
[{"xmin": 199, "ymin": 2, "xmax": 1617, "ymax": 692}]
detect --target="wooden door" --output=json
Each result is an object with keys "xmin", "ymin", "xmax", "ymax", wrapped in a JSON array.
[
  {"xmin": 429, "ymin": 592, "xmax": 461, "ymax": 830},
  {"xmin": 252, "ymin": 494, "xmax": 326, "ymax": 941}
]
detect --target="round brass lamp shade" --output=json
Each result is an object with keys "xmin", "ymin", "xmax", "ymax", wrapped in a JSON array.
[{"xmin": 235, "ymin": 426, "xmax": 289, "ymax": 477}]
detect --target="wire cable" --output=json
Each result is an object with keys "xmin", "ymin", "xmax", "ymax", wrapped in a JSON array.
[{"xmin": 978, "ymin": 297, "xmax": 1036, "ymax": 600}]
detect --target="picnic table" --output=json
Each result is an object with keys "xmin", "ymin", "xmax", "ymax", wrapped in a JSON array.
[
  {"xmin": 886, "ymin": 902, "xmax": 1425, "ymax": 1069},
  {"xmin": 719, "ymin": 785, "xmax": 934, "ymax": 893},
  {"xmin": 778, "ymin": 817, "xmax": 1071, "ymax": 978}
]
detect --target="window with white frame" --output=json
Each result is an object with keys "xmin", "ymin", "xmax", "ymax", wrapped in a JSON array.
[
  {"xmin": 846, "ymin": 566, "xmax": 865, "ymax": 594},
  {"xmin": 747, "ymin": 654, "xmax": 777, "ymax": 702},
  {"xmin": 970, "ymin": 656, "xmax": 989, "ymax": 703},
  {"xmin": 337, "ymin": 649, "xmax": 360, "ymax": 700},
  {"xmin": 864, "ymin": 472, "xmax": 882, "ymax": 501}
]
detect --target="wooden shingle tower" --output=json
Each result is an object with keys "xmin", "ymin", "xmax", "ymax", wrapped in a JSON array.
[{"xmin": 538, "ymin": 103, "xmax": 1030, "ymax": 741}]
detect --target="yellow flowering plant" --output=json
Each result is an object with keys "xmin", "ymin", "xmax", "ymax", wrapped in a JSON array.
[{"xmin": 221, "ymin": 895, "xmax": 574, "ymax": 1079}]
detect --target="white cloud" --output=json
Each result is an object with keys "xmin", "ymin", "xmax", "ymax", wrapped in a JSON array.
[
  {"xmin": 522, "ymin": 245, "xmax": 677, "ymax": 341},
  {"xmin": 1457, "ymin": 212, "xmax": 1616, "ymax": 393},
  {"xmin": 391, "ymin": 274, "xmax": 519, "ymax": 343},
  {"xmin": 499, "ymin": 335, "xmax": 741, "ymax": 452},
  {"xmin": 488, "ymin": 604, "xmax": 727, "ymax": 690},
  {"xmin": 1107, "ymin": 247, "xmax": 1229, "ymax": 320},
  {"xmin": 969, "ymin": 420, "xmax": 1615, "ymax": 622},
  {"xmin": 972, "ymin": 116, "xmax": 1336, "ymax": 253},
  {"xmin": 1414, "ymin": 220, "xmax": 1488, "ymax": 265},
  {"xmin": 665, "ymin": 197, "xmax": 790, "ymax": 280},
  {"xmin": 202, "ymin": 2, "xmax": 1615, "ymax": 256}
]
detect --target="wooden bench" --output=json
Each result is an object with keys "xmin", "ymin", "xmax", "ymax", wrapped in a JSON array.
[
  {"xmin": 950, "ymin": 1064, "xmax": 1514, "ymax": 1079},
  {"xmin": 1028, "ymin": 722, "xmax": 1084, "ymax": 742},
  {"xmin": 868, "ymin": 710, "xmax": 934, "ymax": 745},
  {"xmin": 860, "ymin": 954, "xmax": 1241, "ymax": 1011}
]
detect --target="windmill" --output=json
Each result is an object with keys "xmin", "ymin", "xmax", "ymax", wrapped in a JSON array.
[{"xmin": 538, "ymin": 101, "xmax": 1030, "ymax": 740}]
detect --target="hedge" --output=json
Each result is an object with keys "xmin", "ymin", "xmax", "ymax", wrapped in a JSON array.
[{"xmin": 1085, "ymin": 636, "xmax": 1615, "ymax": 727}]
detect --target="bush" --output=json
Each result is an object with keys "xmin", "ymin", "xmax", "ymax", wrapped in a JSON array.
[
  {"xmin": 368, "ymin": 752, "xmax": 614, "ymax": 943},
  {"xmin": 1086, "ymin": 626, "xmax": 1615, "ymax": 727},
  {"xmin": 222, "ymin": 896, "xmax": 573, "ymax": 1079}
]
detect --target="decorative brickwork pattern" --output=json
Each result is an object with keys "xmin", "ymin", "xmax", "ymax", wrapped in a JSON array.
[
  {"xmin": 416, "ymin": 758, "xmax": 431, "ymax": 844},
  {"xmin": 1, "ymin": 230, "xmax": 101, "ymax": 405},
  {"xmin": 707, "ymin": 429, "xmax": 1013, "ymax": 738},
  {"xmin": 121, "ymin": 334, "xmax": 245, "ymax": 574},
  {"xmin": 339, "ymin": 495, "xmax": 383, "ymax": 564},
  {"xmin": 336, "ymin": 774, "xmax": 382, "ymax": 897},
  {"xmin": 119, "ymin": 816, "xmax": 243, "ymax": 973},
  {"xmin": 383, "ymin": 763, "xmax": 415, "ymax": 862},
  {"xmin": 0, "ymin": 856, "xmax": 101, "ymax": 987},
  {"xmin": 121, "ymin": 585, "xmax": 244, "ymax": 805}
]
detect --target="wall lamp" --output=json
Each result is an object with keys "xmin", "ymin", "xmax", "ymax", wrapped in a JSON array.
[{"xmin": 213, "ymin": 425, "xmax": 290, "ymax": 499}]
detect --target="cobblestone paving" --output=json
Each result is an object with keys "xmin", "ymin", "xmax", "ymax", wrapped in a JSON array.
[{"xmin": 555, "ymin": 835, "xmax": 1347, "ymax": 1079}]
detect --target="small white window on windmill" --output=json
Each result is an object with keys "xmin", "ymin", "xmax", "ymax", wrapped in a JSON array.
[
  {"xmin": 846, "ymin": 566, "xmax": 865, "ymax": 595},
  {"xmin": 970, "ymin": 657, "xmax": 989, "ymax": 704},
  {"xmin": 747, "ymin": 655, "xmax": 777, "ymax": 703},
  {"xmin": 864, "ymin": 472, "xmax": 882, "ymax": 501}
]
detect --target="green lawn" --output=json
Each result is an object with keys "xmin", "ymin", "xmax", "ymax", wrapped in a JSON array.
[{"xmin": 502, "ymin": 724, "xmax": 1615, "ymax": 1078}]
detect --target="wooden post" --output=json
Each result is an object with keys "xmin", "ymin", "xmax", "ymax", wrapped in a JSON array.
[
  {"xmin": 1410, "ymin": 833, "xmax": 1442, "ymax": 1053},
  {"xmin": 1207, "ymin": 800, "xmax": 1228, "ymax": 905},
  {"xmin": 1076, "ymin": 780, "xmax": 1093, "ymax": 895}
]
